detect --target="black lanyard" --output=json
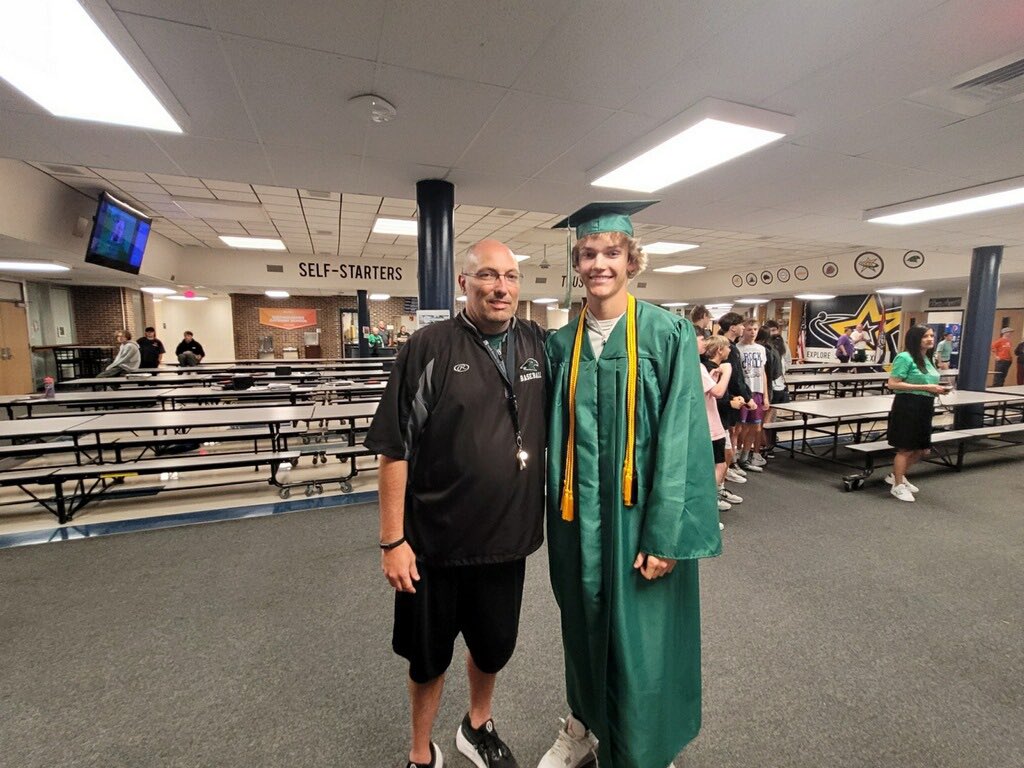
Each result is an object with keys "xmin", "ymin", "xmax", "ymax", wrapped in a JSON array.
[{"xmin": 474, "ymin": 320, "xmax": 528, "ymax": 470}]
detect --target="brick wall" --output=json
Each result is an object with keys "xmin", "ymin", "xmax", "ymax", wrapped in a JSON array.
[
  {"xmin": 229, "ymin": 293, "xmax": 360, "ymax": 359},
  {"xmin": 70, "ymin": 286, "xmax": 129, "ymax": 344}
]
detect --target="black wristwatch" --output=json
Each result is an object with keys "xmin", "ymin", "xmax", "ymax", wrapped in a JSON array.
[{"xmin": 380, "ymin": 536, "xmax": 406, "ymax": 551}]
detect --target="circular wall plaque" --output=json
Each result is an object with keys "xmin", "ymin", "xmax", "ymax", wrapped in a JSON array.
[
  {"xmin": 794, "ymin": 265, "xmax": 809, "ymax": 281},
  {"xmin": 732, "ymin": 274, "xmax": 743, "ymax": 288},
  {"xmin": 903, "ymin": 250, "xmax": 924, "ymax": 268},
  {"xmin": 822, "ymin": 261, "xmax": 839, "ymax": 278},
  {"xmin": 745, "ymin": 272, "xmax": 757, "ymax": 286},
  {"xmin": 854, "ymin": 251, "xmax": 884, "ymax": 280},
  {"xmin": 777, "ymin": 268, "xmax": 791, "ymax": 283},
  {"xmin": 760, "ymin": 269, "xmax": 774, "ymax": 285}
]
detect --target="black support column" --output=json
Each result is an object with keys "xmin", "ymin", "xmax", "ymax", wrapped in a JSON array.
[
  {"xmin": 954, "ymin": 245, "xmax": 1002, "ymax": 429},
  {"xmin": 357, "ymin": 289, "xmax": 371, "ymax": 358},
  {"xmin": 416, "ymin": 179, "xmax": 455, "ymax": 314}
]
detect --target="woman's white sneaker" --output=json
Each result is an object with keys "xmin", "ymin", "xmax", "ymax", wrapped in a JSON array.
[
  {"xmin": 885, "ymin": 474, "xmax": 919, "ymax": 493},
  {"xmin": 890, "ymin": 482, "xmax": 915, "ymax": 502},
  {"xmin": 537, "ymin": 714, "xmax": 598, "ymax": 768}
]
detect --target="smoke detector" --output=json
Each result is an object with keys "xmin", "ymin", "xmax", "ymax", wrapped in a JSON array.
[{"xmin": 348, "ymin": 93, "xmax": 397, "ymax": 123}]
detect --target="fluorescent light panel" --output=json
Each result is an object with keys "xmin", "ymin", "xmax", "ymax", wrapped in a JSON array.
[
  {"xmin": 877, "ymin": 287, "xmax": 924, "ymax": 295},
  {"xmin": 661, "ymin": 302, "xmax": 689, "ymax": 307},
  {"xmin": 866, "ymin": 176, "xmax": 1024, "ymax": 225},
  {"xmin": 645, "ymin": 241, "xmax": 699, "ymax": 254},
  {"xmin": 265, "ymin": 290, "xmax": 290, "ymax": 298},
  {"xmin": 0, "ymin": 0, "xmax": 182, "ymax": 132},
  {"xmin": 514, "ymin": 254, "xmax": 530, "ymax": 262},
  {"xmin": 652, "ymin": 265, "xmax": 706, "ymax": 274},
  {"xmin": 0, "ymin": 261, "xmax": 69, "ymax": 272},
  {"xmin": 736, "ymin": 298, "xmax": 769, "ymax": 304},
  {"xmin": 795, "ymin": 293, "xmax": 835, "ymax": 300},
  {"xmin": 219, "ymin": 236, "xmax": 286, "ymax": 250},
  {"xmin": 373, "ymin": 218, "xmax": 418, "ymax": 236},
  {"xmin": 141, "ymin": 286, "xmax": 177, "ymax": 295},
  {"xmin": 368, "ymin": 293, "xmax": 390, "ymax": 301},
  {"xmin": 532, "ymin": 298, "xmax": 558, "ymax": 304},
  {"xmin": 590, "ymin": 100, "xmax": 793, "ymax": 193},
  {"xmin": 165, "ymin": 294, "xmax": 208, "ymax": 301}
]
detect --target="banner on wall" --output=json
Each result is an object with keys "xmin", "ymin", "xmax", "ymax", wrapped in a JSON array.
[
  {"xmin": 258, "ymin": 307, "xmax": 317, "ymax": 330},
  {"xmin": 803, "ymin": 294, "xmax": 901, "ymax": 363}
]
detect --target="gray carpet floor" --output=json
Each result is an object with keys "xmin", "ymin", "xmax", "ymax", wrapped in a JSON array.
[{"xmin": 1, "ymin": 451, "xmax": 1022, "ymax": 768}]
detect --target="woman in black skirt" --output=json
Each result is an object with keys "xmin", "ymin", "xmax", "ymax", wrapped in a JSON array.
[{"xmin": 885, "ymin": 325, "xmax": 949, "ymax": 502}]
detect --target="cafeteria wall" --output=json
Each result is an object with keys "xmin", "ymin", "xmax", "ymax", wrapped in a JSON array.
[{"xmin": 153, "ymin": 296, "xmax": 236, "ymax": 362}]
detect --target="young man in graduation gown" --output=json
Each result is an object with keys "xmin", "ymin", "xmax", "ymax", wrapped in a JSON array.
[{"xmin": 539, "ymin": 202, "xmax": 722, "ymax": 768}]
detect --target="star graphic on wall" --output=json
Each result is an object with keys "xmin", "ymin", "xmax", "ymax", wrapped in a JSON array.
[{"xmin": 825, "ymin": 294, "xmax": 901, "ymax": 339}]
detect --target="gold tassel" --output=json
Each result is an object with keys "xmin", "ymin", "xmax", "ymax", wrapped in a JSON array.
[{"xmin": 560, "ymin": 295, "xmax": 640, "ymax": 520}]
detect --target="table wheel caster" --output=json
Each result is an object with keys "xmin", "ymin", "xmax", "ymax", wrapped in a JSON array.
[
  {"xmin": 279, "ymin": 487, "xmax": 291, "ymax": 499},
  {"xmin": 315, "ymin": 482, "xmax": 324, "ymax": 494},
  {"xmin": 340, "ymin": 481, "xmax": 352, "ymax": 493},
  {"xmin": 305, "ymin": 484, "xmax": 315, "ymax": 497}
]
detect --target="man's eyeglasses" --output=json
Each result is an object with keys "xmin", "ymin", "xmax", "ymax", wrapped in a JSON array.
[{"xmin": 461, "ymin": 270, "xmax": 521, "ymax": 285}]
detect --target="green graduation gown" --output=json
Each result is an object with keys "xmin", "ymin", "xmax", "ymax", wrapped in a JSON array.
[{"xmin": 546, "ymin": 301, "xmax": 722, "ymax": 768}]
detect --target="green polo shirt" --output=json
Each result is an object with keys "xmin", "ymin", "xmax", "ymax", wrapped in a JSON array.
[{"xmin": 890, "ymin": 351, "xmax": 939, "ymax": 396}]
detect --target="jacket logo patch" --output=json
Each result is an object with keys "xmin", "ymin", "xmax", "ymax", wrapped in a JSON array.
[
  {"xmin": 453, "ymin": 363, "xmax": 470, "ymax": 373},
  {"xmin": 520, "ymin": 357, "xmax": 540, "ymax": 373}
]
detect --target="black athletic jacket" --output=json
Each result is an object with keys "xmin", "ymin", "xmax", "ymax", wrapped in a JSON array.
[{"xmin": 365, "ymin": 313, "xmax": 547, "ymax": 567}]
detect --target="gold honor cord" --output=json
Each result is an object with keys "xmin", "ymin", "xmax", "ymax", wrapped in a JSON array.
[{"xmin": 560, "ymin": 294, "xmax": 639, "ymax": 522}]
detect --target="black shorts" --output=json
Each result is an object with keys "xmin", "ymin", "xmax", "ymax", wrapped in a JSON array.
[
  {"xmin": 393, "ymin": 559, "xmax": 526, "ymax": 683},
  {"xmin": 887, "ymin": 393, "xmax": 935, "ymax": 451},
  {"xmin": 771, "ymin": 387, "xmax": 790, "ymax": 404},
  {"xmin": 712, "ymin": 437, "xmax": 726, "ymax": 464}
]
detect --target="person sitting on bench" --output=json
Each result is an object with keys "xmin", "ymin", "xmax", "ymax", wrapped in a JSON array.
[
  {"xmin": 176, "ymin": 331, "xmax": 206, "ymax": 366},
  {"xmin": 97, "ymin": 330, "xmax": 140, "ymax": 377}
]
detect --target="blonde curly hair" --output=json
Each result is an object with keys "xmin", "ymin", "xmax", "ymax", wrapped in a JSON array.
[{"xmin": 571, "ymin": 231, "xmax": 647, "ymax": 278}]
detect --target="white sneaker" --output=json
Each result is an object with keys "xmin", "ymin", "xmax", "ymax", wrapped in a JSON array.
[
  {"xmin": 738, "ymin": 460, "xmax": 763, "ymax": 473},
  {"xmin": 718, "ymin": 498, "xmax": 732, "ymax": 512},
  {"xmin": 885, "ymin": 474, "xmax": 919, "ymax": 493},
  {"xmin": 749, "ymin": 453, "xmax": 767, "ymax": 466},
  {"xmin": 730, "ymin": 464, "xmax": 747, "ymax": 477},
  {"xmin": 719, "ymin": 521, "xmax": 725, "ymax": 530},
  {"xmin": 725, "ymin": 468, "xmax": 747, "ymax": 484},
  {"xmin": 537, "ymin": 714, "xmax": 597, "ymax": 768},
  {"xmin": 890, "ymin": 483, "xmax": 915, "ymax": 503},
  {"xmin": 719, "ymin": 487, "xmax": 743, "ymax": 504}
]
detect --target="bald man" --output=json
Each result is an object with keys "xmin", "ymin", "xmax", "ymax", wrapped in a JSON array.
[{"xmin": 366, "ymin": 239, "xmax": 548, "ymax": 768}]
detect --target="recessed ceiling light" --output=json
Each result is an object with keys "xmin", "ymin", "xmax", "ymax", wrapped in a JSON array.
[
  {"xmin": 0, "ymin": 0, "xmax": 182, "ymax": 132},
  {"xmin": 265, "ymin": 290, "xmax": 290, "ymax": 299},
  {"xmin": 736, "ymin": 298, "xmax": 769, "ymax": 304},
  {"xmin": 0, "ymin": 261, "xmax": 70, "ymax": 272},
  {"xmin": 652, "ymin": 265, "xmax": 706, "ymax": 274},
  {"xmin": 865, "ymin": 176, "xmax": 1024, "ymax": 225},
  {"xmin": 141, "ymin": 286, "xmax": 176, "ymax": 295},
  {"xmin": 795, "ymin": 293, "xmax": 836, "ymax": 300},
  {"xmin": 590, "ymin": 99, "xmax": 793, "ymax": 193},
  {"xmin": 456, "ymin": 295, "xmax": 467, "ymax": 302},
  {"xmin": 372, "ymin": 218, "xmax": 418, "ymax": 236},
  {"xmin": 165, "ymin": 294, "xmax": 209, "ymax": 301},
  {"xmin": 661, "ymin": 302, "xmax": 689, "ymax": 307},
  {"xmin": 645, "ymin": 242, "xmax": 699, "ymax": 255},
  {"xmin": 368, "ymin": 293, "xmax": 391, "ymax": 301},
  {"xmin": 219, "ymin": 236, "xmax": 286, "ymax": 250},
  {"xmin": 532, "ymin": 298, "xmax": 558, "ymax": 304},
  {"xmin": 514, "ymin": 254, "xmax": 530, "ymax": 262},
  {"xmin": 877, "ymin": 287, "xmax": 924, "ymax": 295}
]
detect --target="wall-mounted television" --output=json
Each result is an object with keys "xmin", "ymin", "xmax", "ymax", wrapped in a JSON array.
[{"xmin": 85, "ymin": 192, "xmax": 152, "ymax": 275}]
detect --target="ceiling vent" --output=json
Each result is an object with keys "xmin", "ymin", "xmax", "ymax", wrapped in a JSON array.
[
  {"xmin": 909, "ymin": 49, "xmax": 1024, "ymax": 116},
  {"xmin": 266, "ymin": 265, "xmax": 284, "ymax": 273},
  {"xmin": 42, "ymin": 163, "xmax": 89, "ymax": 176},
  {"xmin": 535, "ymin": 277, "xmax": 548, "ymax": 284},
  {"xmin": 170, "ymin": 197, "xmax": 270, "ymax": 222},
  {"xmin": 303, "ymin": 189, "xmax": 332, "ymax": 199}
]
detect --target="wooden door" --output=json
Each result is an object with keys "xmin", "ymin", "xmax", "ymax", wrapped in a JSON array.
[{"xmin": 0, "ymin": 302, "xmax": 34, "ymax": 395}]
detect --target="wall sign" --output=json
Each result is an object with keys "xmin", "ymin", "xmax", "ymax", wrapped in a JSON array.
[
  {"xmin": 777, "ymin": 268, "xmax": 790, "ymax": 283},
  {"xmin": 416, "ymin": 309, "xmax": 450, "ymax": 329},
  {"xmin": 732, "ymin": 274, "xmax": 743, "ymax": 288},
  {"xmin": 259, "ymin": 308, "xmax": 318, "ymax": 330},
  {"xmin": 760, "ymin": 269, "xmax": 774, "ymax": 285},
  {"xmin": 928, "ymin": 296, "xmax": 962, "ymax": 309},
  {"xmin": 745, "ymin": 272, "xmax": 757, "ymax": 286},
  {"xmin": 794, "ymin": 265, "xmax": 809, "ymax": 281},
  {"xmin": 853, "ymin": 251, "xmax": 883, "ymax": 280},
  {"xmin": 903, "ymin": 250, "xmax": 924, "ymax": 268},
  {"xmin": 822, "ymin": 261, "xmax": 839, "ymax": 278},
  {"xmin": 297, "ymin": 261, "xmax": 405, "ymax": 280}
]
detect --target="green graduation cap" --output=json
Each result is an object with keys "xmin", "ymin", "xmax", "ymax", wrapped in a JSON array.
[{"xmin": 552, "ymin": 200, "xmax": 659, "ymax": 240}]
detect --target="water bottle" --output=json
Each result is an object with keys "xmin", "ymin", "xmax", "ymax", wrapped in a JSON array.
[{"xmin": 44, "ymin": 376, "xmax": 56, "ymax": 399}]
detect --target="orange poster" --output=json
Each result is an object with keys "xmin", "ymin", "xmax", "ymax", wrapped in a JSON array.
[{"xmin": 258, "ymin": 307, "xmax": 317, "ymax": 330}]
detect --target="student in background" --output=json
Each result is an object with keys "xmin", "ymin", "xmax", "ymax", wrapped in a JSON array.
[
  {"xmin": 835, "ymin": 326, "xmax": 855, "ymax": 363},
  {"xmin": 175, "ymin": 331, "xmax": 205, "ymax": 366},
  {"xmin": 757, "ymin": 326, "xmax": 787, "ymax": 458},
  {"xmin": 702, "ymin": 333, "xmax": 745, "ymax": 515},
  {"xmin": 98, "ymin": 330, "xmax": 140, "ymax": 377},
  {"xmin": 137, "ymin": 326, "xmax": 165, "ymax": 369},
  {"xmin": 736, "ymin": 319, "xmax": 769, "ymax": 472},
  {"xmin": 935, "ymin": 331, "xmax": 953, "ymax": 370},
  {"xmin": 1015, "ymin": 336, "xmax": 1024, "ymax": 386},
  {"xmin": 991, "ymin": 327, "xmax": 1012, "ymax": 386},
  {"xmin": 717, "ymin": 312, "xmax": 755, "ymax": 484}
]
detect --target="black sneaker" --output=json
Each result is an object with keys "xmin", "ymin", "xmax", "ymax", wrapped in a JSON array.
[
  {"xmin": 456, "ymin": 714, "xmax": 518, "ymax": 767},
  {"xmin": 406, "ymin": 741, "xmax": 443, "ymax": 768}
]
